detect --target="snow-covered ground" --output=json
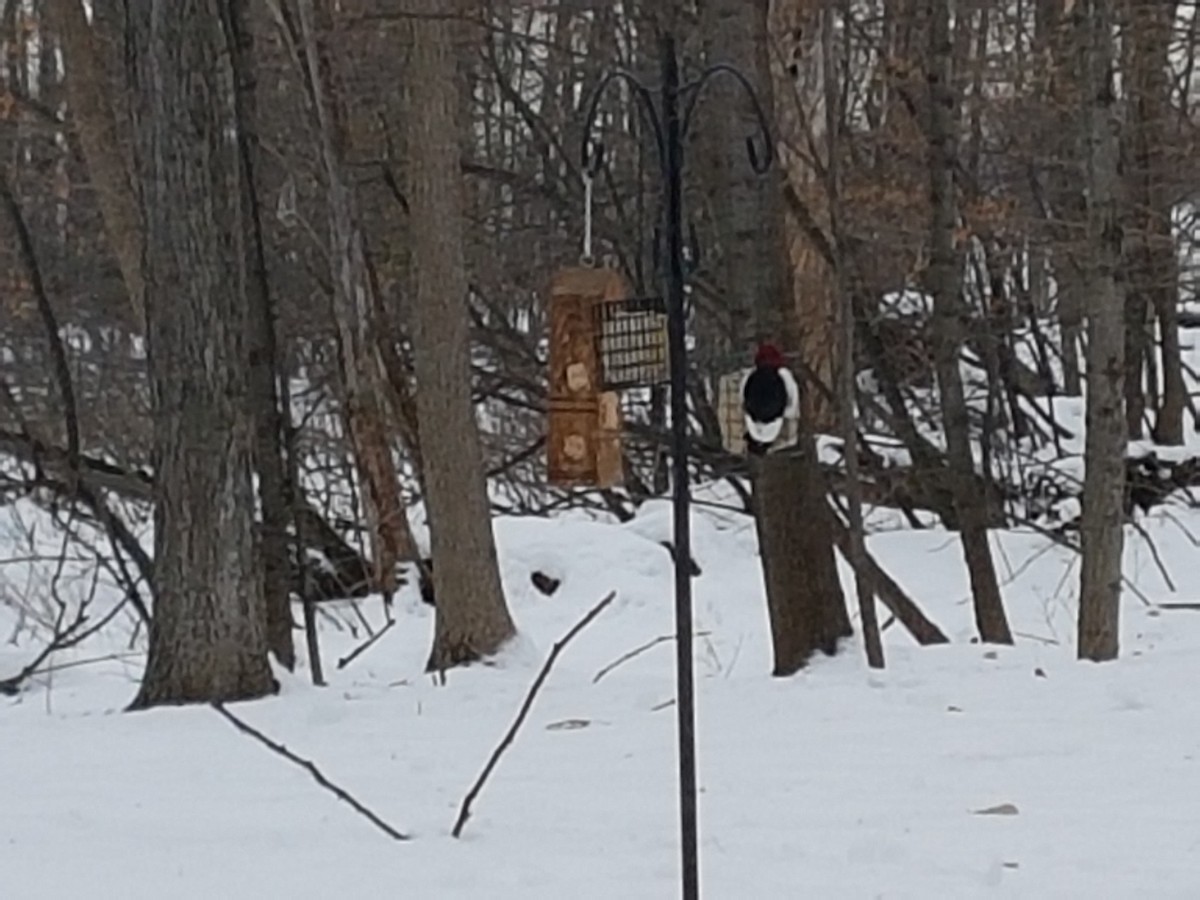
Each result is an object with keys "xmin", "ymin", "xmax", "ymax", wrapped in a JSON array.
[{"xmin": 4, "ymin": 485, "xmax": 1200, "ymax": 898}]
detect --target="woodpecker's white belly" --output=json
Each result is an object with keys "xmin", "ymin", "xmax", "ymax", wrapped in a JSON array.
[{"xmin": 745, "ymin": 415, "xmax": 784, "ymax": 444}]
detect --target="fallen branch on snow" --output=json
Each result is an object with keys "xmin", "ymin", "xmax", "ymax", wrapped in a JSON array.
[
  {"xmin": 0, "ymin": 595, "xmax": 127, "ymax": 696},
  {"xmin": 336, "ymin": 617, "xmax": 396, "ymax": 671},
  {"xmin": 592, "ymin": 630, "xmax": 712, "ymax": 685},
  {"xmin": 212, "ymin": 701, "xmax": 409, "ymax": 841},
  {"xmin": 451, "ymin": 590, "xmax": 616, "ymax": 839}
]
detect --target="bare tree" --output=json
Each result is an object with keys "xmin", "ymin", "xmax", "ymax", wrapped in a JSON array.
[
  {"xmin": 773, "ymin": 0, "xmax": 841, "ymax": 431},
  {"xmin": 825, "ymin": 0, "xmax": 884, "ymax": 669},
  {"xmin": 699, "ymin": 0, "xmax": 782, "ymax": 358},
  {"xmin": 230, "ymin": 0, "xmax": 295, "ymax": 670},
  {"xmin": 289, "ymin": 0, "xmax": 418, "ymax": 605},
  {"xmin": 925, "ymin": 0, "xmax": 1012, "ymax": 645},
  {"xmin": 405, "ymin": 0, "xmax": 516, "ymax": 671},
  {"xmin": 1077, "ymin": 0, "xmax": 1126, "ymax": 662},
  {"xmin": 45, "ymin": 0, "xmax": 143, "ymax": 331},
  {"xmin": 127, "ymin": 0, "xmax": 275, "ymax": 706},
  {"xmin": 1123, "ymin": 0, "xmax": 1185, "ymax": 445},
  {"xmin": 707, "ymin": 0, "xmax": 850, "ymax": 675}
]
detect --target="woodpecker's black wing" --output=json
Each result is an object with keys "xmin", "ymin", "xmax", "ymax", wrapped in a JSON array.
[{"xmin": 742, "ymin": 367, "xmax": 788, "ymax": 425}]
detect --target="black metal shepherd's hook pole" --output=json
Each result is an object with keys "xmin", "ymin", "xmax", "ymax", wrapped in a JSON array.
[
  {"xmin": 581, "ymin": 30, "xmax": 772, "ymax": 900},
  {"xmin": 659, "ymin": 30, "xmax": 700, "ymax": 900}
]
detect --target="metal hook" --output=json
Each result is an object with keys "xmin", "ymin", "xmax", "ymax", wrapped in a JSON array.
[
  {"xmin": 745, "ymin": 133, "xmax": 772, "ymax": 174},
  {"xmin": 581, "ymin": 171, "xmax": 595, "ymax": 267},
  {"xmin": 680, "ymin": 63, "xmax": 775, "ymax": 175},
  {"xmin": 583, "ymin": 139, "xmax": 605, "ymax": 179},
  {"xmin": 685, "ymin": 221, "xmax": 701, "ymax": 274}
]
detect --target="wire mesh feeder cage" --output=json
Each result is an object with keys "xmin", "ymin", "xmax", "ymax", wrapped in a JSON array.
[
  {"xmin": 592, "ymin": 295, "xmax": 669, "ymax": 390},
  {"xmin": 716, "ymin": 366, "xmax": 799, "ymax": 456}
]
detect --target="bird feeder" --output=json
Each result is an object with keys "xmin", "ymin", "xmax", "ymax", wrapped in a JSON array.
[
  {"xmin": 593, "ymin": 295, "xmax": 669, "ymax": 390},
  {"xmin": 546, "ymin": 267, "xmax": 622, "ymax": 488},
  {"xmin": 546, "ymin": 267, "xmax": 670, "ymax": 487}
]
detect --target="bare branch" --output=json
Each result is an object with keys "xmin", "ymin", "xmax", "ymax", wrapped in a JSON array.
[
  {"xmin": 592, "ymin": 630, "xmax": 712, "ymax": 685},
  {"xmin": 452, "ymin": 590, "xmax": 616, "ymax": 839},
  {"xmin": 336, "ymin": 617, "xmax": 395, "ymax": 670},
  {"xmin": 211, "ymin": 702, "xmax": 410, "ymax": 841}
]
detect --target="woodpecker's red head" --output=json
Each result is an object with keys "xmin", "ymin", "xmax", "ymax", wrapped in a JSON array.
[{"xmin": 754, "ymin": 342, "xmax": 785, "ymax": 369}]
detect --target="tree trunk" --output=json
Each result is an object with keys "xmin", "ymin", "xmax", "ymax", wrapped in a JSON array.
[
  {"xmin": 294, "ymin": 0, "xmax": 420, "ymax": 602},
  {"xmin": 229, "ymin": 0, "xmax": 295, "ymax": 670},
  {"xmin": 699, "ymin": 0, "xmax": 783, "ymax": 358},
  {"xmin": 771, "ymin": 0, "xmax": 839, "ymax": 430},
  {"xmin": 1038, "ymin": 0, "xmax": 1087, "ymax": 397},
  {"xmin": 704, "ymin": 0, "xmax": 850, "ymax": 674},
  {"xmin": 1124, "ymin": 0, "xmax": 1185, "ymax": 446},
  {"xmin": 755, "ymin": 445, "xmax": 852, "ymax": 675},
  {"xmin": 46, "ymin": 0, "xmax": 144, "ymax": 331},
  {"xmin": 1077, "ymin": 0, "xmax": 1126, "ymax": 663},
  {"xmin": 405, "ymin": 0, "xmax": 516, "ymax": 671},
  {"xmin": 825, "ymin": 0, "xmax": 883, "ymax": 669},
  {"xmin": 127, "ymin": 0, "xmax": 275, "ymax": 707},
  {"xmin": 925, "ymin": 0, "xmax": 1012, "ymax": 644}
]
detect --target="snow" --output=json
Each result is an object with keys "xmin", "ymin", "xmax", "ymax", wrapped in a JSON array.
[{"xmin": 5, "ymin": 488, "xmax": 1200, "ymax": 897}]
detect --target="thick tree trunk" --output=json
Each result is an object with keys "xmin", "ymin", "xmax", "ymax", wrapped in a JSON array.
[
  {"xmin": 925, "ymin": 0, "xmax": 1012, "ymax": 644},
  {"xmin": 704, "ymin": 0, "xmax": 849, "ymax": 674},
  {"xmin": 127, "ymin": 0, "xmax": 275, "ymax": 707},
  {"xmin": 699, "ymin": 0, "xmax": 784, "ymax": 357},
  {"xmin": 1077, "ymin": 0, "xmax": 1126, "ymax": 663},
  {"xmin": 405, "ymin": 0, "xmax": 516, "ymax": 671},
  {"xmin": 755, "ymin": 446, "xmax": 851, "ymax": 675}
]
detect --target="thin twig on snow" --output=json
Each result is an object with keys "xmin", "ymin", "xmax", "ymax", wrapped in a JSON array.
[
  {"xmin": 212, "ymin": 701, "xmax": 409, "ymax": 841},
  {"xmin": 451, "ymin": 590, "xmax": 616, "ymax": 839},
  {"xmin": 592, "ymin": 630, "xmax": 711, "ymax": 684},
  {"xmin": 337, "ymin": 617, "xmax": 395, "ymax": 670}
]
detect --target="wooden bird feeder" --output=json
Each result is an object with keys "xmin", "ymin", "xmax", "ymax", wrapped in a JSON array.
[{"xmin": 546, "ymin": 267, "xmax": 669, "ymax": 488}]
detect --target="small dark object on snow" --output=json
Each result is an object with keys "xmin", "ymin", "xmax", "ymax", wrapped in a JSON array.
[{"xmin": 531, "ymin": 571, "xmax": 561, "ymax": 596}]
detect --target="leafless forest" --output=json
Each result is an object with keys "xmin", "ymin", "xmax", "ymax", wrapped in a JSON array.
[{"xmin": 2, "ymin": 0, "xmax": 1199, "ymax": 701}]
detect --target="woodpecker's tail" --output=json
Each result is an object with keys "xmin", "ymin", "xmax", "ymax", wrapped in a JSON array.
[{"xmin": 744, "ymin": 434, "xmax": 771, "ymax": 457}]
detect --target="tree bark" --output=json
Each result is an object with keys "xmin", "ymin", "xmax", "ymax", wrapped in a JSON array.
[
  {"xmin": 1037, "ymin": 0, "xmax": 1088, "ymax": 398},
  {"xmin": 1124, "ymin": 0, "xmax": 1185, "ymax": 445},
  {"xmin": 127, "ymin": 0, "xmax": 275, "ymax": 707},
  {"xmin": 1077, "ymin": 0, "xmax": 1126, "ymax": 663},
  {"xmin": 771, "ymin": 0, "xmax": 839, "ymax": 430},
  {"xmin": 229, "ymin": 0, "xmax": 295, "ymax": 670},
  {"xmin": 755, "ymin": 445, "xmax": 851, "ymax": 675},
  {"xmin": 825, "ymin": 0, "xmax": 883, "ymax": 669},
  {"xmin": 705, "ymin": 0, "xmax": 849, "ymax": 676},
  {"xmin": 46, "ymin": 0, "xmax": 144, "ymax": 331},
  {"xmin": 405, "ymin": 0, "xmax": 516, "ymax": 671},
  {"xmin": 925, "ymin": 0, "xmax": 1012, "ymax": 644},
  {"xmin": 699, "ymin": 0, "xmax": 784, "ymax": 358},
  {"xmin": 293, "ymin": 0, "xmax": 420, "ymax": 601}
]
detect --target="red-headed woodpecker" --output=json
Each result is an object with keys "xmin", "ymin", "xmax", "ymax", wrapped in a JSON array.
[{"xmin": 741, "ymin": 342, "xmax": 800, "ymax": 456}]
